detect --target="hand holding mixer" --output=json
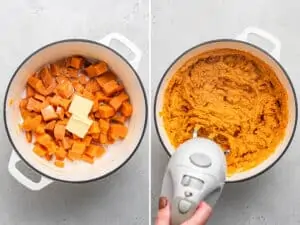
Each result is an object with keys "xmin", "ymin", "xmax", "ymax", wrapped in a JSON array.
[{"xmin": 161, "ymin": 130, "xmax": 227, "ymax": 225}]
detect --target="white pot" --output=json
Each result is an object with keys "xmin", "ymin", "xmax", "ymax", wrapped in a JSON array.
[
  {"xmin": 154, "ymin": 27, "xmax": 297, "ymax": 182},
  {"xmin": 4, "ymin": 33, "xmax": 147, "ymax": 190}
]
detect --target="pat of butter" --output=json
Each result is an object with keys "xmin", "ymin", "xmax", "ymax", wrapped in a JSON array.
[
  {"xmin": 68, "ymin": 94, "xmax": 93, "ymax": 117},
  {"xmin": 66, "ymin": 115, "xmax": 93, "ymax": 138}
]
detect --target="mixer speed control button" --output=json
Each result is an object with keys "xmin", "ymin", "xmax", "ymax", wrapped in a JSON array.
[
  {"xmin": 178, "ymin": 199, "xmax": 192, "ymax": 214},
  {"xmin": 190, "ymin": 153, "xmax": 212, "ymax": 168}
]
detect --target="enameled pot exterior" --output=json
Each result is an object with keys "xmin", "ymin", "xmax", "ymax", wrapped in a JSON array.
[
  {"xmin": 154, "ymin": 27, "xmax": 297, "ymax": 182},
  {"xmin": 4, "ymin": 33, "xmax": 147, "ymax": 190}
]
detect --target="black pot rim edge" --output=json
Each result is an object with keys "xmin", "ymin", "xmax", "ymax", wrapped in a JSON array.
[
  {"xmin": 153, "ymin": 39, "xmax": 298, "ymax": 183},
  {"xmin": 4, "ymin": 38, "xmax": 148, "ymax": 184}
]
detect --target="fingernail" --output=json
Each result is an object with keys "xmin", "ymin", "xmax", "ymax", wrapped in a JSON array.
[{"xmin": 159, "ymin": 197, "xmax": 168, "ymax": 210}]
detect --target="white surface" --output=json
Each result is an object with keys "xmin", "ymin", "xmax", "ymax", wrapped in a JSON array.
[
  {"xmin": 152, "ymin": 0, "xmax": 300, "ymax": 224},
  {"xmin": 0, "ymin": 0, "xmax": 149, "ymax": 224}
]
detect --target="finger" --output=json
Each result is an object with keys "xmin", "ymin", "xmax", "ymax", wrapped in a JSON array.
[
  {"xmin": 155, "ymin": 197, "xmax": 171, "ymax": 225},
  {"xmin": 183, "ymin": 202, "xmax": 212, "ymax": 225}
]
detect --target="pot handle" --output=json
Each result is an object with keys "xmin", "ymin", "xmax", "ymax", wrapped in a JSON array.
[
  {"xmin": 236, "ymin": 27, "xmax": 281, "ymax": 61},
  {"xmin": 8, "ymin": 150, "xmax": 53, "ymax": 191},
  {"xmin": 99, "ymin": 33, "xmax": 142, "ymax": 70}
]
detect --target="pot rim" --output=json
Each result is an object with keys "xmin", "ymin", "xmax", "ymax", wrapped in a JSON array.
[
  {"xmin": 154, "ymin": 38, "xmax": 298, "ymax": 183},
  {"xmin": 4, "ymin": 38, "xmax": 148, "ymax": 184}
]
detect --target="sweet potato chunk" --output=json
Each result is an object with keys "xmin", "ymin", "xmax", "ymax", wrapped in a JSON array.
[
  {"xmin": 40, "ymin": 67, "xmax": 53, "ymax": 88},
  {"xmin": 41, "ymin": 105, "xmax": 58, "ymax": 121},
  {"xmin": 54, "ymin": 124, "xmax": 65, "ymax": 140},
  {"xmin": 55, "ymin": 147, "xmax": 67, "ymax": 159},
  {"xmin": 111, "ymin": 114, "xmax": 126, "ymax": 124},
  {"xmin": 66, "ymin": 56, "xmax": 83, "ymax": 69},
  {"xmin": 85, "ymin": 62, "xmax": 108, "ymax": 78},
  {"xmin": 99, "ymin": 133, "xmax": 108, "ymax": 144},
  {"xmin": 36, "ymin": 133, "xmax": 53, "ymax": 147},
  {"xmin": 49, "ymin": 96, "xmax": 70, "ymax": 110},
  {"xmin": 109, "ymin": 92, "xmax": 129, "ymax": 111},
  {"xmin": 86, "ymin": 145, "xmax": 105, "ymax": 158},
  {"xmin": 62, "ymin": 137, "xmax": 73, "ymax": 149},
  {"xmin": 45, "ymin": 120, "xmax": 56, "ymax": 131},
  {"xmin": 26, "ymin": 86, "xmax": 35, "ymax": 97},
  {"xmin": 96, "ymin": 92, "xmax": 111, "ymax": 102},
  {"xmin": 120, "ymin": 101, "xmax": 133, "ymax": 117},
  {"xmin": 71, "ymin": 142, "xmax": 86, "ymax": 154},
  {"xmin": 81, "ymin": 154, "xmax": 94, "ymax": 164},
  {"xmin": 99, "ymin": 119, "xmax": 110, "ymax": 133},
  {"xmin": 33, "ymin": 144, "xmax": 47, "ymax": 157},
  {"xmin": 56, "ymin": 80, "xmax": 74, "ymax": 99},
  {"xmin": 96, "ymin": 72, "xmax": 116, "ymax": 87},
  {"xmin": 79, "ymin": 74, "xmax": 89, "ymax": 84},
  {"xmin": 26, "ymin": 97, "xmax": 42, "ymax": 112},
  {"xmin": 109, "ymin": 124, "xmax": 128, "ymax": 139},
  {"xmin": 27, "ymin": 76, "xmax": 40, "ymax": 89},
  {"xmin": 22, "ymin": 115, "xmax": 42, "ymax": 131},
  {"xmin": 56, "ymin": 106, "xmax": 64, "ymax": 120},
  {"xmin": 34, "ymin": 94, "xmax": 45, "ymax": 102},
  {"xmin": 98, "ymin": 105, "xmax": 115, "ymax": 118},
  {"xmin": 88, "ymin": 121, "xmax": 100, "ymax": 134},
  {"xmin": 85, "ymin": 79, "xmax": 101, "ymax": 93},
  {"xmin": 83, "ymin": 135, "xmax": 92, "ymax": 146},
  {"xmin": 101, "ymin": 80, "xmax": 120, "ymax": 96}
]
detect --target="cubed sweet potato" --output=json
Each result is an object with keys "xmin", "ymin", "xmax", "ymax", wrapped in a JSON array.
[
  {"xmin": 81, "ymin": 154, "xmax": 94, "ymax": 164},
  {"xmin": 40, "ymin": 67, "xmax": 54, "ymax": 88},
  {"xmin": 41, "ymin": 105, "xmax": 58, "ymax": 121},
  {"xmin": 34, "ymin": 94, "xmax": 45, "ymax": 102},
  {"xmin": 96, "ymin": 72, "xmax": 116, "ymax": 87},
  {"xmin": 102, "ymin": 80, "xmax": 121, "ymax": 96},
  {"xmin": 120, "ymin": 101, "xmax": 133, "ymax": 117},
  {"xmin": 99, "ymin": 119, "xmax": 110, "ymax": 133},
  {"xmin": 85, "ymin": 79, "xmax": 101, "ymax": 93},
  {"xmin": 26, "ymin": 97, "xmax": 42, "ymax": 112},
  {"xmin": 56, "ymin": 80, "xmax": 74, "ymax": 99},
  {"xmin": 109, "ymin": 124, "xmax": 128, "ymax": 139},
  {"xmin": 109, "ymin": 92, "xmax": 129, "ymax": 111},
  {"xmin": 54, "ymin": 124, "xmax": 65, "ymax": 140},
  {"xmin": 88, "ymin": 121, "xmax": 100, "ymax": 134},
  {"xmin": 71, "ymin": 142, "xmax": 86, "ymax": 154},
  {"xmin": 78, "ymin": 74, "xmax": 89, "ymax": 84},
  {"xmin": 49, "ymin": 96, "xmax": 71, "ymax": 110},
  {"xmin": 66, "ymin": 56, "xmax": 83, "ymax": 69},
  {"xmin": 96, "ymin": 92, "xmax": 111, "ymax": 102},
  {"xmin": 111, "ymin": 114, "xmax": 126, "ymax": 124},
  {"xmin": 45, "ymin": 120, "xmax": 56, "ymax": 131},
  {"xmin": 83, "ymin": 135, "xmax": 92, "ymax": 146},
  {"xmin": 55, "ymin": 147, "xmax": 67, "ymax": 159},
  {"xmin": 33, "ymin": 144, "xmax": 47, "ymax": 157},
  {"xmin": 85, "ymin": 62, "xmax": 108, "ymax": 78},
  {"xmin": 26, "ymin": 86, "xmax": 36, "ymax": 98},
  {"xmin": 68, "ymin": 151, "xmax": 81, "ymax": 160},
  {"xmin": 27, "ymin": 76, "xmax": 40, "ymax": 89},
  {"xmin": 99, "ymin": 133, "xmax": 108, "ymax": 144},
  {"xmin": 62, "ymin": 137, "xmax": 73, "ymax": 149},
  {"xmin": 98, "ymin": 105, "xmax": 115, "ymax": 118},
  {"xmin": 22, "ymin": 115, "xmax": 42, "ymax": 131},
  {"xmin": 86, "ymin": 144, "xmax": 105, "ymax": 158},
  {"xmin": 56, "ymin": 106, "xmax": 64, "ymax": 120}
]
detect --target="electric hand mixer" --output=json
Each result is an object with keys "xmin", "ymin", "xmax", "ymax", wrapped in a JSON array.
[{"xmin": 161, "ymin": 130, "xmax": 227, "ymax": 225}]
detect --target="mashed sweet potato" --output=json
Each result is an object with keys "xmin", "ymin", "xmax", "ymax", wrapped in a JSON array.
[{"xmin": 161, "ymin": 49, "xmax": 288, "ymax": 175}]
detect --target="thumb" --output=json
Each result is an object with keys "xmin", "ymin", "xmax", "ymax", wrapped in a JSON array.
[
  {"xmin": 155, "ymin": 197, "xmax": 171, "ymax": 225},
  {"xmin": 183, "ymin": 202, "xmax": 212, "ymax": 225}
]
